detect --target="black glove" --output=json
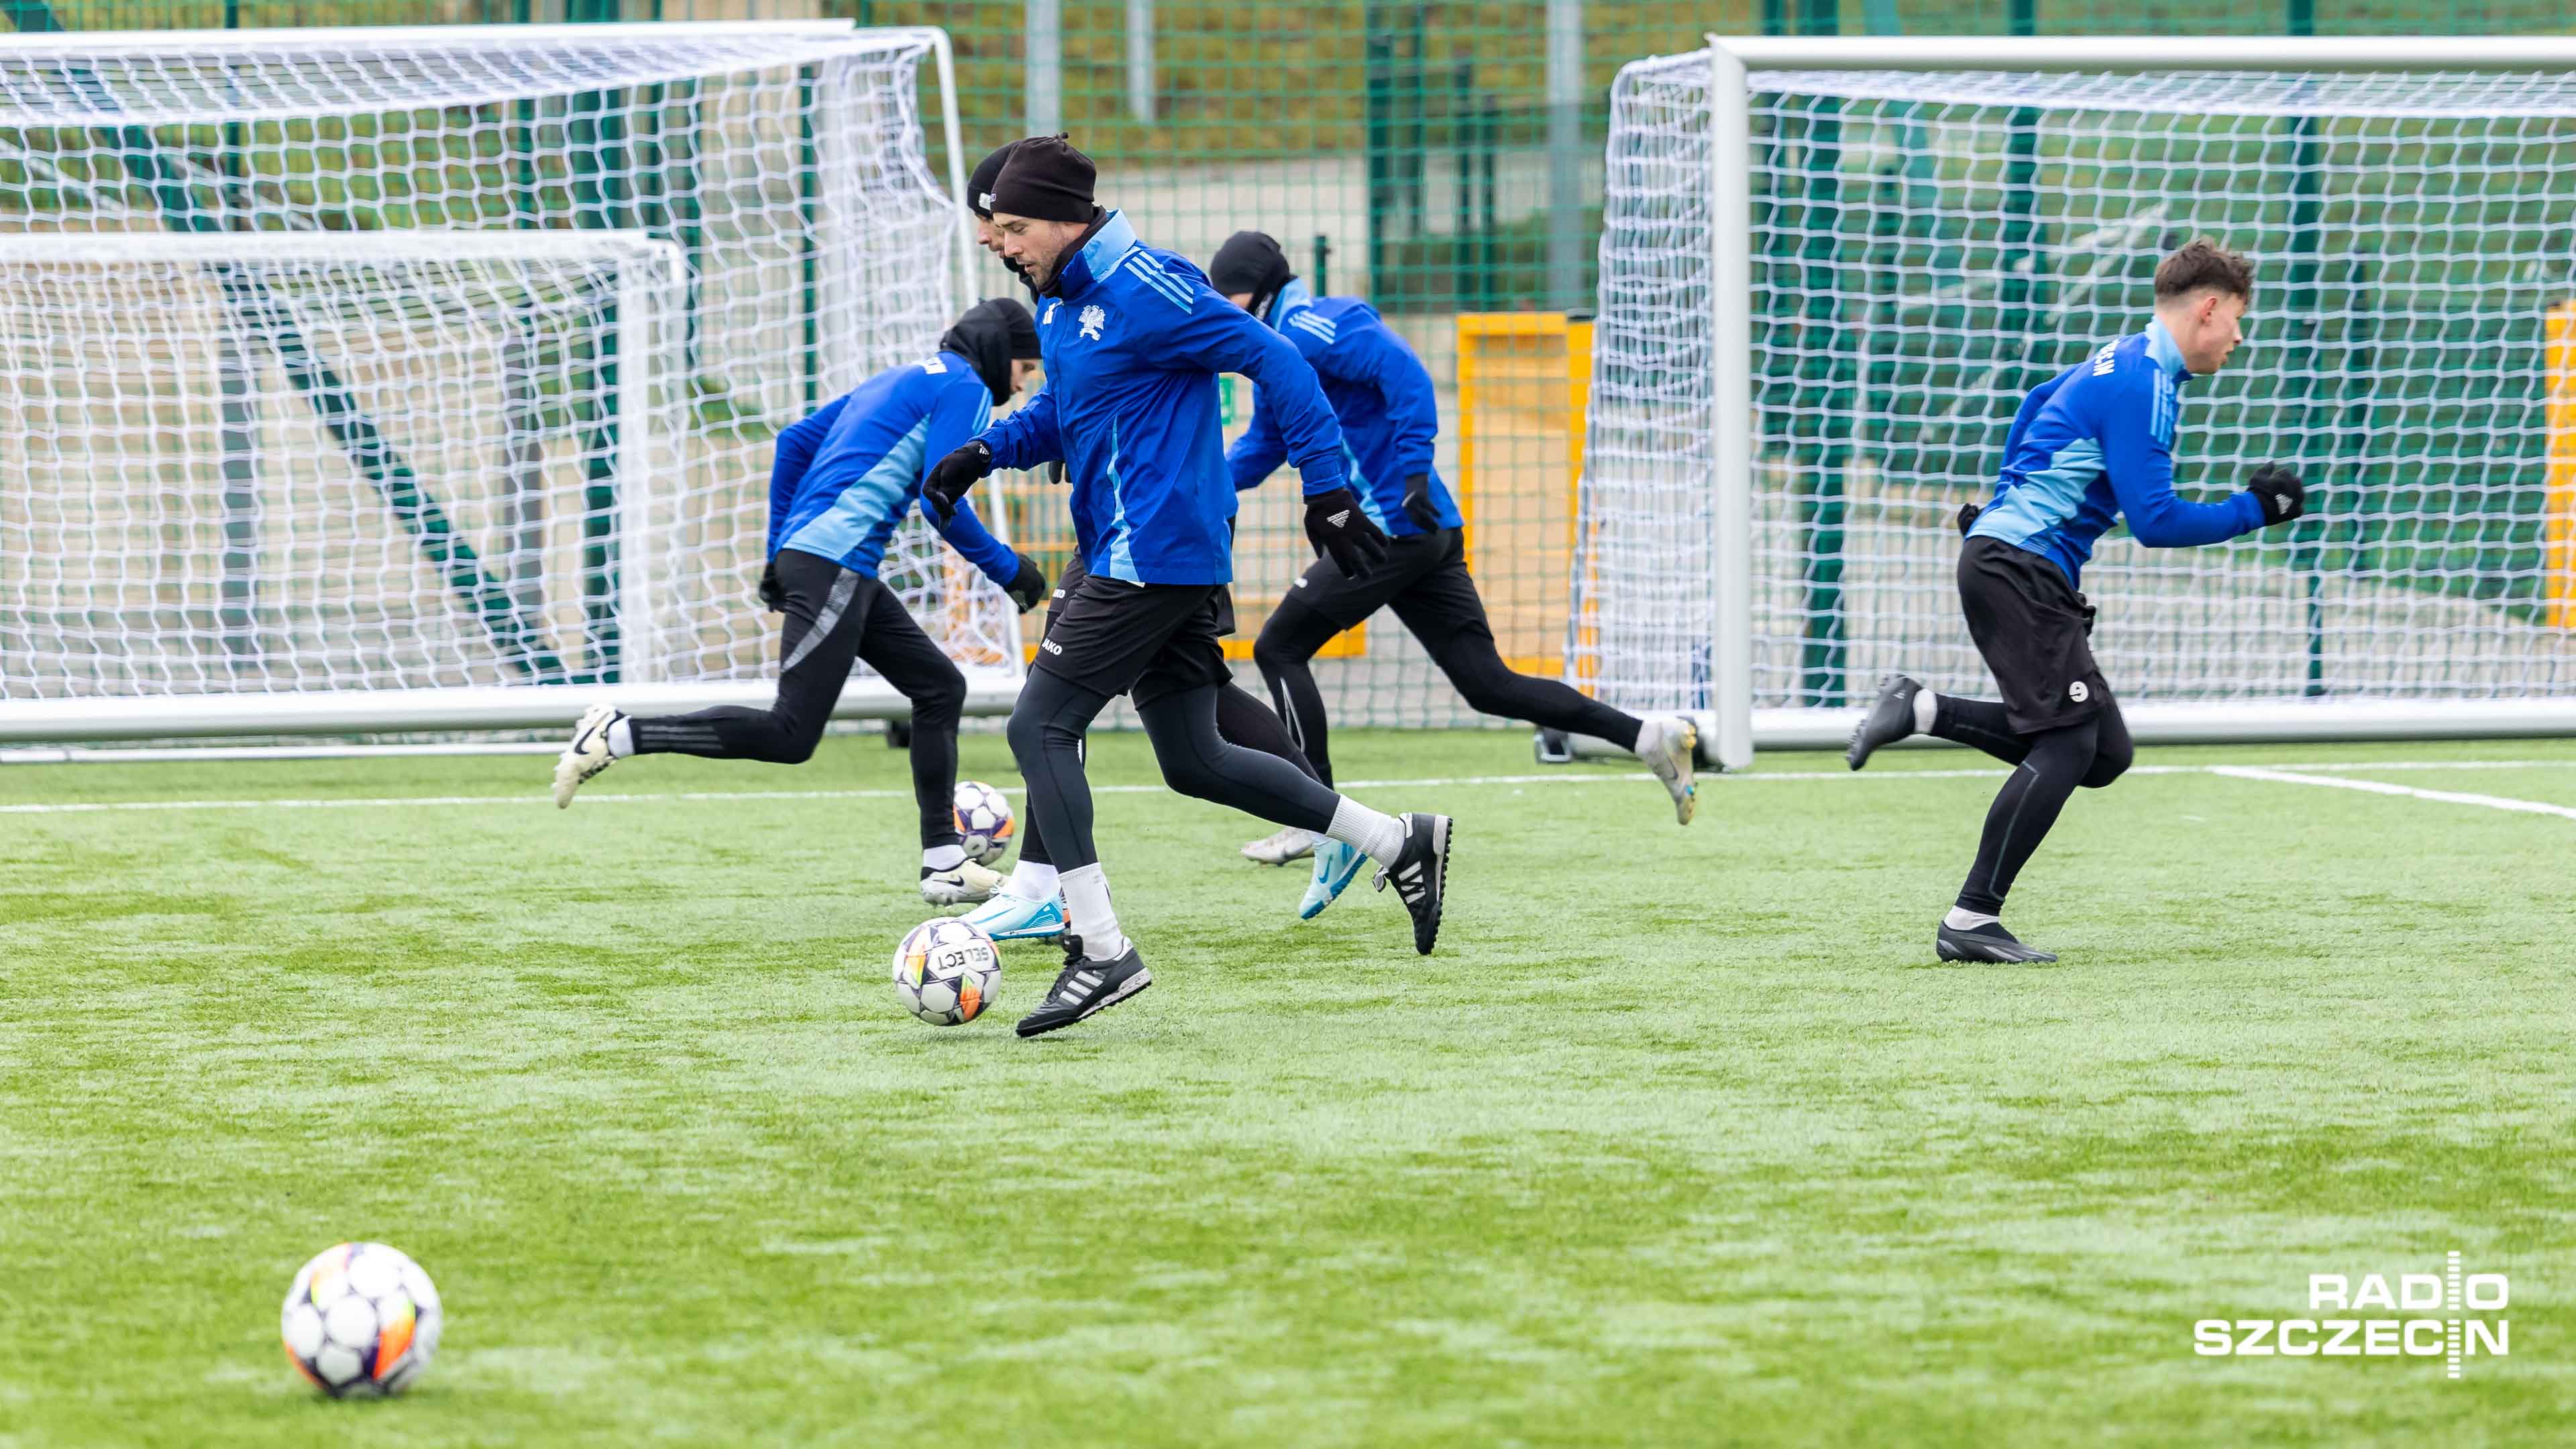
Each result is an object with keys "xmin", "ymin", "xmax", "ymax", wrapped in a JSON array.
[
  {"xmin": 922, "ymin": 439, "xmax": 993, "ymax": 524},
  {"xmin": 1005, "ymin": 551, "xmax": 1049, "ymax": 613},
  {"xmin": 2245, "ymin": 462, "xmax": 2306, "ymax": 526},
  {"xmin": 1303, "ymin": 487, "xmax": 1390, "ymax": 579},
  {"xmin": 1401, "ymin": 474, "xmax": 1442, "ymax": 533},
  {"xmin": 757, "ymin": 557, "xmax": 786, "ymax": 613},
  {"xmin": 1955, "ymin": 501, "xmax": 1981, "ymax": 537}
]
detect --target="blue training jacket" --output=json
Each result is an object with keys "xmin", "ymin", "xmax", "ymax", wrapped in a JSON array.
[
  {"xmin": 1970, "ymin": 317, "xmax": 2265, "ymax": 588},
  {"xmin": 769, "ymin": 351, "xmax": 1018, "ymax": 587},
  {"xmin": 1226, "ymin": 280, "xmax": 1462, "ymax": 537},
  {"xmin": 978, "ymin": 210, "xmax": 1349, "ymax": 585}
]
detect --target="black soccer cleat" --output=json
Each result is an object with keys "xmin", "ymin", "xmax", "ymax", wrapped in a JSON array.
[
  {"xmin": 1846, "ymin": 674, "xmax": 1925, "ymax": 771},
  {"xmin": 1015, "ymin": 934, "xmax": 1153, "ymax": 1037},
  {"xmin": 1373, "ymin": 812, "xmax": 1452, "ymax": 955},
  {"xmin": 1935, "ymin": 920, "xmax": 2058, "ymax": 965}
]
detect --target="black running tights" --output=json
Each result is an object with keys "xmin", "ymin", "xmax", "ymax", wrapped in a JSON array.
[{"xmin": 1008, "ymin": 673, "xmax": 1342, "ymax": 872}]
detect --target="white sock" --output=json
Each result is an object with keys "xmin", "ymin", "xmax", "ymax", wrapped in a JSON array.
[
  {"xmin": 1912, "ymin": 686, "xmax": 1938, "ymax": 734},
  {"xmin": 1006, "ymin": 859, "xmax": 1060, "ymax": 902},
  {"xmin": 606, "ymin": 717, "xmax": 635, "ymax": 757},
  {"xmin": 1631, "ymin": 715, "xmax": 1664, "ymax": 759},
  {"xmin": 1324, "ymin": 796, "xmax": 1407, "ymax": 867},
  {"xmin": 922, "ymin": 844, "xmax": 966, "ymax": 872},
  {"xmin": 1944, "ymin": 906, "xmax": 2000, "ymax": 931},
  {"xmin": 1058, "ymin": 863, "xmax": 1128, "ymax": 960}
]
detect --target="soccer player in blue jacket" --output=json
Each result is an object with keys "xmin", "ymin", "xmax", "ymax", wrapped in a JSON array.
[
  {"xmin": 920, "ymin": 138, "xmax": 1454, "ymax": 1036},
  {"xmin": 552, "ymin": 298, "xmax": 1052, "ymax": 907},
  {"xmin": 1845, "ymin": 239, "xmax": 2308, "ymax": 963},
  {"xmin": 951, "ymin": 142, "xmax": 1325, "ymax": 949},
  {"xmin": 1209, "ymin": 231, "xmax": 1703, "ymax": 919}
]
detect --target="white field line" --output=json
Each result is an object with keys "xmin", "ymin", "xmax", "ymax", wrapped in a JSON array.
[
  {"xmin": 0, "ymin": 758, "xmax": 2571, "ymax": 818},
  {"xmin": 2210, "ymin": 765, "xmax": 2576, "ymax": 822}
]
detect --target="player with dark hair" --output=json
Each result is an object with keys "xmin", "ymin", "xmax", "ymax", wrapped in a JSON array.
[
  {"xmin": 553, "ymin": 297, "xmax": 1051, "ymax": 907},
  {"xmin": 1845, "ymin": 237, "xmax": 2309, "ymax": 963},
  {"xmin": 953, "ymin": 144, "xmax": 1326, "ymax": 945},
  {"xmin": 1207, "ymin": 229, "xmax": 1701, "ymax": 918},
  {"xmin": 922, "ymin": 137, "xmax": 1453, "ymax": 1036}
]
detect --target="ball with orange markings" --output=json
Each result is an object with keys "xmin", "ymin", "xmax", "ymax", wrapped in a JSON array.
[
  {"xmin": 280, "ymin": 1242, "xmax": 442, "ymax": 1397},
  {"xmin": 953, "ymin": 780, "xmax": 1016, "ymax": 866},
  {"xmin": 892, "ymin": 917, "xmax": 1003, "ymax": 1026}
]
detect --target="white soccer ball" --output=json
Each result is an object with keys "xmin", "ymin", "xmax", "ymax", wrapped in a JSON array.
[
  {"xmin": 280, "ymin": 1242, "xmax": 442, "ymax": 1397},
  {"xmin": 952, "ymin": 780, "xmax": 1016, "ymax": 866},
  {"xmin": 892, "ymin": 917, "xmax": 1004, "ymax": 1026}
]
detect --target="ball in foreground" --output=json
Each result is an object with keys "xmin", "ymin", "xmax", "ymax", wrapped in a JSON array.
[
  {"xmin": 892, "ymin": 917, "xmax": 1003, "ymax": 1025},
  {"xmin": 953, "ymin": 780, "xmax": 1016, "ymax": 866},
  {"xmin": 281, "ymin": 1242, "xmax": 442, "ymax": 1397}
]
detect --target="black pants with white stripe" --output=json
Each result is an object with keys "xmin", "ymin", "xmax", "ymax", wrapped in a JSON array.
[
  {"xmin": 1254, "ymin": 528, "xmax": 1640, "ymax": 788},
  {"xmin": 627, "ymin": 548, "xmax": 964, "ymax": 850}
]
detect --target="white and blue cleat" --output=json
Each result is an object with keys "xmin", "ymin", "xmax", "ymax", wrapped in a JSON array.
[
  {"xmin": 960, "ymin": 891, "xmax": 1067, "ymax": 943},
  {"xmin": 1297, "ymin": 837, "xmax": 1368, "ymax": 921}
]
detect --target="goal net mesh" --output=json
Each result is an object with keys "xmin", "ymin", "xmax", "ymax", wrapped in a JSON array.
[
  {"xmin": 0, "ymin": 26, "xmax": 1013, "ymax": 716},
  {"xmin": 1580, "ymin": 53, "xmax": 2576, "ymax": 726}
]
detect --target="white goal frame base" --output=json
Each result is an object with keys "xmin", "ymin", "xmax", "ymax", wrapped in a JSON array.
[
  {"xmin": 1547, "ymin": 698, "xmax": 2576, "ymax": 769},
  {"xmin": 0, "ymin": 680, "xmax": 1026, "ymax": 743}
]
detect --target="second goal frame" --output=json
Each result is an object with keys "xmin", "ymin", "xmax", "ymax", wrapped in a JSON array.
[{"xmin": 1690, "ymin": 35, "xmax": 2576, "ymax": 770}]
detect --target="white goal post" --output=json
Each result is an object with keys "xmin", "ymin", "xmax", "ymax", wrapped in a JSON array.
[
  {"xmin": 1578, "ymin": 37, "xmax": 2576, "ymax": 770},
  {"xmin": 0, "ymin": 22, "xmax": 1009, "ymax": 742}
]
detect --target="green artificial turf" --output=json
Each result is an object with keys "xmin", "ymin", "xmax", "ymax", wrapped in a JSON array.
[{"xmin": 1, "ymin": 731, "xmax": 2570, "ymax": 1446}]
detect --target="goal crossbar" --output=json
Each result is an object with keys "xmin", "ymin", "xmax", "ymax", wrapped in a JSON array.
[{"xmin": 1705, "ymin": 36, "xmax": 2576, "ymax": 71}]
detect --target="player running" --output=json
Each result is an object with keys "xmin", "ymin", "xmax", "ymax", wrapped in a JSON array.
[
  {"xmin": 920, "ymin": 138, "xmax": 1453, "ymax": 1036},
  {"xmin": 1845, "ymin": 239, "xmax": 2308, "ymax": 963},
  {"xmin": 953, "ymin": 143, "xmax": 1325, "ymax": 946},
  {"xmin": 1207, "ymin": 230, "xmax": 1699, "ymax": 918},
  {"xmin": 553, "ymin": 297, "xmax": 1052, "ymax": 908}
]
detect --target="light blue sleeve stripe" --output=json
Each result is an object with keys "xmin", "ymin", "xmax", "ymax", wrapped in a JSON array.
[
  {"xmin": 1122, "ymin": 258, "xmax": 1193, "ymax": 311},
  {"xmin": 782, "ymin": 415, "xmax": 932, "ymax": 564},
  {"xmin": 1101, "ymin": 418, "xmax": 1140, "ymax": 582}
]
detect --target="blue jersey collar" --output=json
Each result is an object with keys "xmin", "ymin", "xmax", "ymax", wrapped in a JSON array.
[
  {"xmin": 2144, "ymin": 317, "xmax": 2192, "ymax": 382},
  {"xmin": 1050, "ymin": 209, "xmax": 1137, "ymax": 302},
  {"xmin": 1260, "ymin": 277, "xmax": 1315, "ymax": 329}
]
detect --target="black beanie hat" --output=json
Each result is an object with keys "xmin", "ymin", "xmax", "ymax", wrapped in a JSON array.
[
  {"xmin": 989, "ymin": 135, "xmax": 1097, "ymax": 225},
  {"xmin": 967, "ymin": 141, "xmax": 1020, "ymax": 221},
  {"xmin": 1210, "ymin": 230, "xmax": 1295, "ymax": 317},
  {"xmin": 940, "ymin": 297, "xmax": 1042, "ymax": 405}
]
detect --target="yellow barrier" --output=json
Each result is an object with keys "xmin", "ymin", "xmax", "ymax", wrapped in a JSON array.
[
  {"xmin": 1456, "ymin": 312, "xmax": 1591, "ymax": 677},
  {"xmin": 2548, "ymin": 301, "xmax": 2576, "ymax": 628}
]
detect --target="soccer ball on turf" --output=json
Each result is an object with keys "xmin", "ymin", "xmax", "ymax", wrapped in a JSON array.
[
  {"xmin": 892, "ymin": 917, "xmax": 1004, "ymax": 1026},
  {"xmin": 953, "ymin": 780, "xmax": 1016, "ymax": 866},
  {"xmin": 280, "ymin": 1241, "xmax": 442, "ymax": 1397}
]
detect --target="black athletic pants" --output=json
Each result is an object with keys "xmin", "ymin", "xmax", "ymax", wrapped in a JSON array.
[
  {"xmin": 1933, "ymin": 694, "xmax": 2134, "ymax": 914},
  {"xmin": 1254, "ymin": 527, "xmax": 1640, "ymax": 788},
  {"xmin": 1010, "ymin": 674, "xmax": 1342, "ymax": 874},
  {"xmin": 1013, "ymin": 555, "xmax": 1318, "ymax": 869},
  {"xmin": 1936, "ymin": 538, "xmax": 2137, "ymax": 914},
  {"xmin": 627, "ymin": 548, "xmax": 963, "ymax": 850}
]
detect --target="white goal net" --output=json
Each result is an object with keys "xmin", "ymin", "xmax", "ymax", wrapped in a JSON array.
[
  {"xmin": 1581, "ymin": 42, "xmax": 2576, "ymax": 765},
  {"xmin": 0, "ymin": 23, "xmax": 1008, "ymax": 740}
]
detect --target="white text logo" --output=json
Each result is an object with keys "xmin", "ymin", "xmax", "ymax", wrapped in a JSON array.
[{"xmin": 2194, "ymin": 1252, "xmax": 2508, "ymax": 1379}]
